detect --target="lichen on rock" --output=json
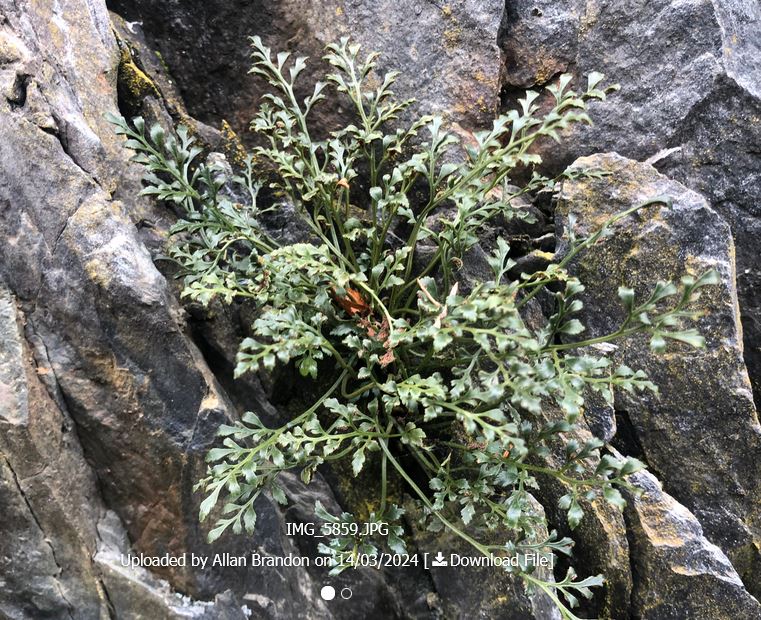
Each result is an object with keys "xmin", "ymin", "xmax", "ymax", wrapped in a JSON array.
[
  {"xmin": 2, "ymin": 0, "xmax": 761, "ymax": 618},
  {"xmin": 557, "ymin": 152, "xmax": 761, "ymax": 601}
]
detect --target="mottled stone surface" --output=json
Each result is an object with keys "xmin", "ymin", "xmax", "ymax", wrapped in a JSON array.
[
  {"xmin": 0, "ymin": 287, "xmax": 109, "ymax": 619},
  {"xmin": 3, "ymin": 0, "xmax": 761, "ymax": 617},
  {"xmin": 0, "ymin": 0, "xmax": 350, "ymax": 616},
  {"xmin": 0, "ymin": 1, "xmax": 521, "ymax": 617},
  {"xmin": 0, "ymin": 288, "xmax": 247, "ymax": 619},
  {"xmin": 531, "ymin": 406, "xmax": 632, "ymax": 620},
  {"xmin": 406, "ymin": 497, "xmax": 561, "ymax": 620},
  {"xmin": 624, "ymin": 469, "xmax": 761, "ymax": 619},
  {"xmin": 557, "ymin": 153, "xmax": 761, "ymax": 599},
  {"xmin": 94, "ymin": 512, "xmax": 248, "ymax": 620},
  {"xmin": 500, "ymin": 0, "xmax": 761, "ymax": 406},
  {"xmin": 106, "ymin": 0, "xmax": 506, "ymax": 135}
]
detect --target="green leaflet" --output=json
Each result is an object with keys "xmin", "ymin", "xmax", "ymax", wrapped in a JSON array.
[{"xmin": 112, "ymin": 38, "xmax": 717, "ymax": 619}]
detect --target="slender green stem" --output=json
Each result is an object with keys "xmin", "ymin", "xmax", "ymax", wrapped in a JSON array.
[
  {"xmin": 376, "ymin": 428, "xmax": 491, "ymax": 556},
  {"xmin": 521, "ymin": 574, "xmax": 584, "ymax": 620},
  {"xmin": 543, "ymin": 326, "xmax": 643, "ymax": 352},
  {"xmin": 518, "ymin": 197, "xmax": 670, "ymax": 310},
  {"xmin": 379, "ymin": 421, "xmax": 392, "ymax": 515},
  {"xmin": 217, "ymin": 370, "xmax": 349, "ymax": 481}
]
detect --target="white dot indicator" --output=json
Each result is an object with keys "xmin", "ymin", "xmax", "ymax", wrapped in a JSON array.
[{"xmin": 320, "ymin": 585, "xmax": 336, "ymax": 601}]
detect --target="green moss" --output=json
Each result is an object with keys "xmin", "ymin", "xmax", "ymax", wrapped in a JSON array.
[{"xmin": 730, "ymin": 541, "xmax": 761, "ymax": 592}]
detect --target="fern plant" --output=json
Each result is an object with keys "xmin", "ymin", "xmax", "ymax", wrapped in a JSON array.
[{"xmin": 110, "ymin": 36, "xmax": 717, "ymax": 619}]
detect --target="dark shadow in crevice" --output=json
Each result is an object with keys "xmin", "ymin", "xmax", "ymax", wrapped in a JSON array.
[
  {"xmin": 610, "ymin": 409, "xmax": 646, "ymax": 463},
  {"xmin": 7, "ymin": 72, "xmax": 30, "ymax": 109}
]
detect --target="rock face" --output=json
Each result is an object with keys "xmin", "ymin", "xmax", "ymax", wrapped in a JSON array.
[
  {"xmin": 0, "ymin": 1, "xmax": 535, "ymax": 618},
  {"xmin": 0, "ymin": 288, "xmax": 109, "ymax": 619},
  {"xmin": 557, "ymin": 153, "xmax": 761, "ymax": 600},
  {"xmin": 2, "ymin": 0, "xmax": 761, "ymax": 618},
  {"xmin": 624, "ymin": 469, "xmax": 761, "ymax": 620},
  {"xmin": 500, "ymin": 0, "xmax": 761, "ymax": 406},
  {"xmin": 107, "ymin": 0, "xmax": 506, "ymax": 137},
  {"xmin": 0, "ymin": 287, "xmax": 247, "ymax": 620},
  {"xmin": 0, "ymin": 0, "xmax": 366, "ymax": 617},
  {"xmin": 531, "ymin": 402, "xmax": 632, "ymax": 620}
]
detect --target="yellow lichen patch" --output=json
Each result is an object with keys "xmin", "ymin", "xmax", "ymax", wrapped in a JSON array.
[
  {"xmin": 220, "ymin": 120, "xmax": 248, "ymax": 169},
  {"xmin": 75, "ymin": 200, "xmax": 125, "ymax": 233},
  {"xmin": 443, "ymin": 26, "xmax": 462, "ymax": 50},
  {"xmin": 532, "ymin": 250, "xmax": 556, "ymax": 261},
  {"xmin": 535, "ymin": 63, "xmax": 558, "ymax": 86},
  {"xmin": 200, "ymin": 391, "xmax": 221, "ymax": 412},
  {"xmin": 117, "ymin": 45, "xmax": 159, "ymax": 111},
  {"xmin": 473, "ymin": 69, "xmax": 499, "ymax": 91},
  {"xmin": 332, "ymin": 465, "xmax": 381, "ymax": 524},
  {"xmin": 452, "ymin": 101, "xmax": 469, "ymax": 116},
  {"xmin": 475, "ymin": 95, "xmax": 490, "ymax": 113},
  {"xmin": 441, "ymin": 3, "xmax": 462, "ymax": 51},
  {"xmin": 579, "ymin": 0, "xmax": 601, "ymax": 35},
  {"xmin": 638, "ymin": 514, "xmax": 686, "ymax": 548},
  {"xmin": 154, "ymin": 50, "xmax": 171, "ymax": 76},
  {"xmin": 84, "ymin": 258, "xmax": 111, "ymax": 288},
  {"xmin": 670, "ymin": 565, "xmax": 703, "ymax": 577}
]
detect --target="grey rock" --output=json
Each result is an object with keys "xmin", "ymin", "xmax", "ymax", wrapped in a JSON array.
[
  {"xmin": 405, "ymin": 495, "xmax": 561, "ymax": 620},
  {"xmin": 94, "ymin": 511, "xmax": 249, "ymax": 620},
  {"xmin": 581, "ymin": 387, "xmax": 616, "ymax": 444},
  {"xmin": 529, "ymin": 401, "xmax": 632, "ymax": 619},
  {"xmin": 0, "ymin": 286, "xmax": 250, "ymax": 620},
  {"xmin": 1, "ymin": 2, "xmax": 461, "ymax": 616},
  {"xmin": 0, "ymin": 286, "xmax": 109, "ymax": 619},
  {"xmin": 107, "ymin": 0, "xmax": 506, "ymax": 136},
  {"xmin": 0, "ymin": 0, "xmax": 338, "ymax": 615},
  {"xmin": 3, "ymin": 0, "xmax": 760, "ymax": 616},
  {"xmin": 499, "ymin": 0, "xmax": 761, "ymax": 406},
  {"xmin": 0, "ymin": 290, "xmax": 26, "ymax": 425},
  {"xmin": 556, "ymin": 152, "xmax": 761, "ymax": 597},
  {"xmin": 508, "ymin": 249, "xmax": 554, "ymax": 284},
  {"xmin": 657, "ymin": 74, "xmax": 761, "ymax": 407},
  {"xmin": 278, "ymin": 473, "xmax": 407, "ymax": 620},
  {"xmin": 0, "ymin": 456, "xmax": 78, "ymax": 620},
  {"xmin": 623, "ymin": 468, "xmax": 761, "ymax": 619}
]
